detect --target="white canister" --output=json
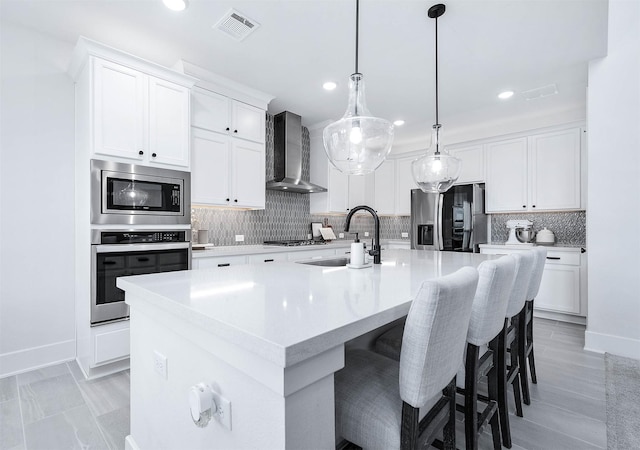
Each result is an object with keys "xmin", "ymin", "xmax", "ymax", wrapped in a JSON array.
[
  {"xmin": 536, "ymin": 227, "xmax": 555, "ymax": 245},
  {"xmin": 350, "ymin": 242, "xmax": 365, "ymax": 266}
]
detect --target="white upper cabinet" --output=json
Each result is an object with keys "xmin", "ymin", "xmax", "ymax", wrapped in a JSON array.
[
  {"xmin": 486, "ymin": 127, "xmax": 582, "ymax": 213},
  {"xmin": 373, "ymin": 159, "xmax": 396, "ymax": 215},
  {"xmin": 191, "ymin": 128, "xmax": 265, "ymax": 209},
  {"xmin": 69, "ymin": 38, "xmax": 195, "ymax": 169},
  {"xmin": 191, "ymin": 87, "xmax": 265, "ymax": 143},
  {"xmin": 92, "ymin": 60, "xmax": 191, "ymax": 168},
  {"xmin": 486, "ymin": 137, "xmax": 529, "ymax": 212},
  {"xmin": 449, "ymin": 144, "xmax": 485, "ymax": 184},
  {"xmin": 394, "ymin": 156, "xmax": 416, "ymax": 216},
  {"xmin": 528, "ymin": 128, "xmax": 581, "ymax": 211}
]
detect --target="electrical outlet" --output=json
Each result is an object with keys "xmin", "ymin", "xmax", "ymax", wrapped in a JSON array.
[
  {"xmin": 401, "ymin": 232, "xmax": 409, "ymax": 238},
  {"xmin": 307, "ymin": 234, "xmax": 312, "ymax": 240},
  {"xmin": 364, "ymin": 232, "xmax": 370, "ymax": 237},
  {"xmin": 235, "ymin": 235, "xmax": 244, "ymax": 242},
  {"xmin": 339, "ymin": 233, "xmax": 344, "ymax": 239},
  {"xmin": 153, "ymin": 350, "xmax": 168, "ymax": 379},
  {"xmin": 211, "ymin": 391, "xmax": 232, "ymax": 430}
]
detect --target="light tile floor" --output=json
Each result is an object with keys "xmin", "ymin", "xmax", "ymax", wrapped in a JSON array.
[{"xmin": 0, "ymin": 318, "xmax": 606, "ymax": 449}]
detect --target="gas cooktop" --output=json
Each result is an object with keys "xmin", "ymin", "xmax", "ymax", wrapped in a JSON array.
[{"xmin": 263, "ymin": 239, "xmax": 327, "ymax": 247}]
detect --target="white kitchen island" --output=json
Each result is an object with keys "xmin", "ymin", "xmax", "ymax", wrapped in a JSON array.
[{"xmin": 117, "ymin": 249, "xmax": 493, "ymax": 450}]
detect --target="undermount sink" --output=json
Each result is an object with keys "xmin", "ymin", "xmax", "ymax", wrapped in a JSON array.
[{"xmin": 297, "ymin": 257, "xmax": 349, "ymax": 267}]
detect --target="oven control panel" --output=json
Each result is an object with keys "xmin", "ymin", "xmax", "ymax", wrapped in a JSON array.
[{"xmin": 98, "ymin": 230, "xmax": 187, "ymax": 244}]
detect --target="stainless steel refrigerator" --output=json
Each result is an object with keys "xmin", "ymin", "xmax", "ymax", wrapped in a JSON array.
[{"xmin": 410, "ymin": 183, "xmax": 488, "ymax": 252}]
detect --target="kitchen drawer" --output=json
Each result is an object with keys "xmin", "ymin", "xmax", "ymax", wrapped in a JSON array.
[
  {"xmin": 247, "ymin": 253, "xmax": 287, "ymax": 264},
  {"xmin": 196, "ymin": 255, "xmax": 248, "ymax": 269},
  {"xmin": 544, "ymin": 251, "xmax": 580, "ymax": 266},
  {"xmin": 94, "ymin": 327, "xmax": 129, "ymax": 365}
]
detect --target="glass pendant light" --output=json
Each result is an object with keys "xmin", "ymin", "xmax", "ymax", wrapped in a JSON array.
[
  {"xmin": 412, "ymin": 4, "xmax": 461, "ymax": 193},
  {"xmin": 323, "ymin": 0, "xmax": 394, "ymax": 175}
]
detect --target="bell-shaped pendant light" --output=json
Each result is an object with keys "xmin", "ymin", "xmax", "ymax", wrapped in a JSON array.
[
  {"xmin": 412, "ymin": 4, "xmax": 461, "ymax": 193},
  {"xmin": 323, "ymin": 0, "xmax": 394, "ymax": 175}
]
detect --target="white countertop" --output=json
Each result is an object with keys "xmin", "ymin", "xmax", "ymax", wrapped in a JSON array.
[
  {"xmin": 191, "ymin": 239, "xmax": 410, "ymax": 258},
  {"xmin": 118, "ymin": 249, "xmax": 492, "ymax": 368},
  {"xmin": 480, "ymin": 243, "xmax": 585, "ymax": 252}
]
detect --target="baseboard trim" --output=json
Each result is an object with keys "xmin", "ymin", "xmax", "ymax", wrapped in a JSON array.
[
  {"xmin": 0, "ymin": 339, "xmax": 76, "ymax": 378},
  {"xmin": 585, "ymin": 330, "xmax": 640, "ymax": 359},
  {"xmin": 533, "ymin": 309, "xmax": 586, "ymax": 325}
]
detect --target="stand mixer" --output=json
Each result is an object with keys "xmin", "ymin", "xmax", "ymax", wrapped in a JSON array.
[{"xmin": 506, "ymin": 220, "xmax": 535, "ymax": 245}]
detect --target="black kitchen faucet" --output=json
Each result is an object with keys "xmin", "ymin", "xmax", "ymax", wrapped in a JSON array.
[{"xmin": 344, "ymin": 205, "xmax": 381, "ymax": 264}]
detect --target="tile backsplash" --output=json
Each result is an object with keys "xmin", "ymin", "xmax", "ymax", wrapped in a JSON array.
[
  {"xmin": 490, "ymin": 211, "xmax": 586, "ymax": 246},
  {"xmin": 191, "ymin": 113, "xmax": 411, "ymax": 246}
]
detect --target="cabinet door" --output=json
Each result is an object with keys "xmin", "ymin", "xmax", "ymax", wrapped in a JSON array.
[
  {"xmin": 348, "ymin": 174, "xmax": 374, "ymax": 211},
  {"xmin": 485, "ymin": 137, "xmax": 528, "ymax": 212},
  {"xmin": 535, "ymin": 265, "xmax": 581, "ymax": 314},
  {"xmin": 231, "ymin": 139, "xmax": 265, "ymax": 208},
  {"xmin": 395, "ymin": 156, "xmax": 416, "ymax": 215},
  {"xmin": 191, "ymin": 88, "xmax": 230, "ymax": 134},
  {"xmin": 148, "ymin": 77, "xmax": 190, "ymax": 168},
  {"xmin": 92, "ymin": 59, "xmax": 145, "ymax": 160},
  {"xmin": 232, "ymin": 101, "xmax": 265, "ymax": 143},
  {"xmin": 191, "ymin": 128, "xmax": 230, "ymax": 205},
  {"xmin": 374, "ymin": 159, "xmax": 395, "ymax": 215},
  {"xmin": 450, "ymin": 144, "xmax": 485, "ymax": 184},
  {"xmin": 528, "ymin": 128, "xmax": 581, "ymax": 211},
  {"xmin": 328, "ymin": 165, "xmax": 349, "ymax": 213}
]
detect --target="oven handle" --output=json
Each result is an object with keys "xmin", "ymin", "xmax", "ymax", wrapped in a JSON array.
[{"xmin": 95, "ymin": 242, "xmax": 191, "ymax": 253}]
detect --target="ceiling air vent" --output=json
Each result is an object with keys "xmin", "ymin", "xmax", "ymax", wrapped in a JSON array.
[
  {"xmin": 521, "ymin": 83, "xmax": 558, "ymax": 101},
  {"xmin": 214, "ymin": 9, "xmax": 260, "ymax": 41}
]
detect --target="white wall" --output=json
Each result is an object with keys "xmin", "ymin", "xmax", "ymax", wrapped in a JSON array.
[
  {"xmin": 585, "ymin": 0, "xmax": 640, "ymax": 359},
  {"xmin": 0, "ymin": 22, "xmax": 76, "ymax": 376}
]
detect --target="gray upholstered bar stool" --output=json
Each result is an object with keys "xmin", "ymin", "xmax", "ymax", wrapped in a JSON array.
[
  {"xmin": 374, "ymin": 257, "xmax": 517, "ymax": 450},
  {"xmin": 520, "ymin": 246, "xmax": 547, "ymax": 405},
  {"xmin": 500, "ymin": 250, "xmax": 536, "ymax": 446},
  {"xmin": 456, "ymin": 256, "xmax": 517, "ymax": 450},
  {"xmin": 335, "ymin": 267, "xmax": 479, "ymax": 450}
]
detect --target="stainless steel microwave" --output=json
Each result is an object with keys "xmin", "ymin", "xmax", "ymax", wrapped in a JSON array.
[{"xmin": 90, "ymin": 159, "xmax": 191, "ymax": 226}]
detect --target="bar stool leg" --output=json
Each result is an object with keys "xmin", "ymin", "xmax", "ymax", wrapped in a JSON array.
[
  {"xmin": 492, "ymin": 320, "xmax": 512, "ymax": 448},
  {"xmin": 518, "ymin": 307, "xmax": 531, "ymax": 405},
  {"xmin": 526, "ymin": 300, "xmax": 538, "ymax": 384},
  {"xmin": 464, "ymin": 344, "xmax": 479, "ymax": 450},
  {"xmin": 443, "ymin": 378, "xmax": 456, "ymax": 450}
]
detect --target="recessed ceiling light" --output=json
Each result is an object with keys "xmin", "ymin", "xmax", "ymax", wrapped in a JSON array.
[
  {"xmin": 323, "ymin": 81, "xmax": 337, "ymax": 91},
  {"xmin": 498, "ymin": 90, "xmax": 514, "ymax": 100},
  {"xmin": 393, "ymin": 120, "xmax": 405, "ymax": 126},
  {"xmin": 163, "ymin": 0, "xmax": 187, "ymax": 11}
]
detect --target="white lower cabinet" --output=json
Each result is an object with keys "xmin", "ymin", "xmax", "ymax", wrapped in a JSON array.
[
  {"xmin": 479, "ymin": 245, "xmax": 586, "ymax": 320},
  {"xmin": 194, "ymin": 255, "xmax": 248, "ymax": 269}
]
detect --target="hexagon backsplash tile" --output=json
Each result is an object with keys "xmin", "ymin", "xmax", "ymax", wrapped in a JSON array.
[{"xmin": 491, "ymin": 211, "xmax": 586, "ymax": 246}]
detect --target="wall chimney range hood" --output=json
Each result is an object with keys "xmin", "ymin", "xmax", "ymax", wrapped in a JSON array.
[{"xmin": 266, "ymin": 111, "xmax": 327, "ymax": 194}]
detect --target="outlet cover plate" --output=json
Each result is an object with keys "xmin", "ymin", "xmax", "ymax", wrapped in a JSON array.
[{"xmin": 153, "ymin": 350, "xmax": 168, "ymax": 379}]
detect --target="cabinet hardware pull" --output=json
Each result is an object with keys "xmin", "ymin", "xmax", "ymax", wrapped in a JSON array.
[
  {"xmin": 522, "ymin": 205, "xmax": 526, "ymax": 208},
  {"xmin": 138, "ymin": 150, "xmax": 144, "ymax": 155},
  {"xmin": 264, "ymin": 259, "xmax": 274, "ymax": 263},
  {"xmin": 225, "ymin": 127, "xmax": 230, "ymax": 131},
  {"xmin": 234, "ymin": 199, "xmax": 238, "ymax": 202},
  {"xmin": 103, "ymin": 261, "xmax": 117, "ymax": 265},
  {"xmin": 532, "ymin": 205, "xmax": 536, "ymax": 208},
  {"xmin": 234, "ymin": 129, "xmax": 238, "ymax": 133},
  {"xmin": 226, "ymin": 198, "xmax": 230, "ymax": 202},
  {"xmin": 152, "ymin": 153, "xmax": 157, "ymax": 158},
  {"xmin": 217, "ymin": 263, "xmax": 230, "ymax": 267},
  {"xmin": 546, "ymin": 256, "xmax": 561, "ymax": 260},
  {"xmin": 137, "ymin": 257, "xmax": 150, "ymax": 262}
]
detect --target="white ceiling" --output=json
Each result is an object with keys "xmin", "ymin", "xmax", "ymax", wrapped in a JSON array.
[{"xmin": 1, "ymin": 0, "xmax": 609, "ymax": 150}]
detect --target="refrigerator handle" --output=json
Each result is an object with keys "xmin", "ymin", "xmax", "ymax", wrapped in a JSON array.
[{"xmin": 437, "ymin": 193, "xmax": 444, "ymax": 250}]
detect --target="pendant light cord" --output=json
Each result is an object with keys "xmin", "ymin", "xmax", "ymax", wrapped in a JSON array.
[
  {"xmin": 355, "ymin": 0, "xmax": 360, "ymax": 74},
  {"xmin": 434, "ymin": 13, "xmax": 439, "ymax": 127}
]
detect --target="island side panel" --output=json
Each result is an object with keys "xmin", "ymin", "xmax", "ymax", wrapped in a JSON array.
[{"xmin": 126, "ymin": 293, "xmax": 342, "ymax": 449}]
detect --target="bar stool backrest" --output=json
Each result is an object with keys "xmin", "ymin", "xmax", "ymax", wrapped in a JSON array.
[
  {"xmin": 526, "ymin": 247, "xmax": 548, "ymax": 301},
  {"xmin": 399, "ymin": 266, "xmax": 479, "ymax": 409},
  {"xmin": 505, "ymin": 251, "xmax": 536, "ymax": 318},
  {"xmin": 466, "ymin": 256, "xmax": 517, "ymax": 346}
]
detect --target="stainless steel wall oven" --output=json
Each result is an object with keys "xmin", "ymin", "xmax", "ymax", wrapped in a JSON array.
[
  {"xmin": 91, "ymin": 159, "xmax": 191, "ymax": 226},
  {"xmin": 91, "ymin": 229, "xmax": 191, "ymax": 325}
]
